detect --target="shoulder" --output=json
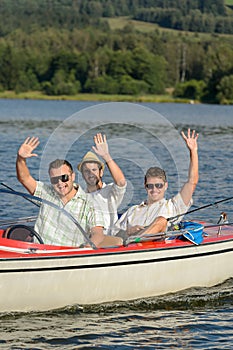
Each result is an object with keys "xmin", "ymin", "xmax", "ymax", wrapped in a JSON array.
[
  {"xmin": 35, "ymin": 181, "xmax": 54, "ymax": 197},
  {"xmin": 75, "ymin": 185, "xmax": 90, "ymax": 201},
  {"xmin": 74, "ymin": 186, "xmax": 96, "ymax": 207},
  {"xmin": 172, "ymin": 192, "xmax": 193, "ymax": 206},
  {"xmin": 122, "ymin": 203, "xmax": 140, "ymax": 216},
  {"xmin": 166, "ymin": 193, "xmax": 193, "ymax": 211},
  {"xmin": 105, "ymin": 182, "xmax": 127, "ymax": 193}
]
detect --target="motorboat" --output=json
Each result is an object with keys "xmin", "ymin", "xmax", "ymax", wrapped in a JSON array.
[{"xmin": 0, "ymin": 211, "xmax": 232, "ymax": 313}]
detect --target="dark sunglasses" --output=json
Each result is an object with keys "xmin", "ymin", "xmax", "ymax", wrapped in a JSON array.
[
  {"xmin": 145, "ymin": 183, "xmax": 164, "ymax": 190},
  {"xmin": 50, "ymin": 174, "xmax": 70, "ymax": 185}
]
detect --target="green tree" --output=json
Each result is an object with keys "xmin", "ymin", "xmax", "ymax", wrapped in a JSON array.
[
  {"xmin": 216, "ymin": 75, "xmax": 233, "ymax": 104},
  {"xmin": 107, "ymin": 50, "xmax": 133, "ymax": 78},
  {"xmin": 0, "ymin": 45, "xmax": 20, "ymax": 89},
  {"xmin": 42, "ymin": 69, "xmax": 81, "ymax": 95},
  {"xmin": 203, "ymin": 43, "xmax": 233, "ymax": 102},
  {"xmin": 15, "ymin": 69, "xmax": 40, "ymax": 93},
  {"xmin": 173, "ymin": 79, "xmax": 206, "ymax": 100},
  {"xmin": 119, "ymin": 75, "xmax": 149, "ymax": 95},
  {"xmin": 131, "ymin": 47, "xmax": 167, "ymax": 93},
  {"xmin": 84, "ymin": 75, "xmax": 119, "ymax": 94}
]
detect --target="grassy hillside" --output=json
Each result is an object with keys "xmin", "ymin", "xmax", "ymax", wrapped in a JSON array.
[
  {"xmin": 106, "ymin": 17, "xmax": 160, "ymax": 33},
  {"xmin": 106, "ymin": 16, "xmax": 233, "ymax": 41}
]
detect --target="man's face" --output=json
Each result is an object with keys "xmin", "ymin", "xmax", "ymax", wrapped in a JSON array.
[
  {"xmin": 81, "ymin": 162, "xmax": 103, "ymax": 187},
  {"xmin": 145, "ymin": 176, "xmax": 168, "ymax": 203},
  {"xmin": 49, "ymin": 164, "xmax": 75, "ymax": 198}
]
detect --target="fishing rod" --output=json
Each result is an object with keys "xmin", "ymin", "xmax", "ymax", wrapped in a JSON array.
[
  {"xmin": 127, "ymin": 221, "xmax": 233, "ymax": 245},
  {"xmin": 168, "ymin": 196, "xmax": 233, "ymax": 222},
  {"xmin": 0, "ymin": 216, "xmax": 37, "ymax": 227},
  {"xmin": 0, "ymin": 188, "xmax": 97, "ymax": 249},
  {"xmin": 204, "ymin": 221, "xmax": 233, "ymax": 229}
]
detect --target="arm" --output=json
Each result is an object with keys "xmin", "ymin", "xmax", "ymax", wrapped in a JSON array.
[
  {"xmin": 90, "ymin": 226, "xmax": 123, "ymax": 247},
  {"xmin": 92, "ymin": 133, "xmax": 126, "ymax": 187},
  {"xmin": 16, "ymin": 137, "xmax": 40, "ymax": 195},
  {"xmin": 116, "ymin": 207, "xmax": 167, "ymax": 236},
  {"xmin": 139, "ymin": 216, "xmax": 168, "ymax": 235},
  {"xmin": 180, "ymin": 129, "xmax": 199, "ymax": 206}
]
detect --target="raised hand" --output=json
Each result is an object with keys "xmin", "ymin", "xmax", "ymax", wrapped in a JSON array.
[
  {"xmin": 181, "ymin": 128, "xmax": 199, "ymax": 152},
  {"xmin": 18, "ymin": 137, "xmax": 40, "ymax": 159},
  {"xmin": 92, "ymin": 133, "xmax": 110, "ymax": 160}
]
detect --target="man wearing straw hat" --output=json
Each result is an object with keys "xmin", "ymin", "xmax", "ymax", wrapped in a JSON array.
[{"xmin": 77, "ymin": 133, "xmax": 127, "ymax": 235}]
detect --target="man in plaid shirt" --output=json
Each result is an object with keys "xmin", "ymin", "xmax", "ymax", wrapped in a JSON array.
[{"xmin": 16, "ymin": 136, "xmax": 123, "ymax": 248}]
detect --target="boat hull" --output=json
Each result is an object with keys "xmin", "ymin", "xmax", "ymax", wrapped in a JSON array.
[{"xmin": 0, "ymin": 225, "xmax": 233, "ymax": 313}]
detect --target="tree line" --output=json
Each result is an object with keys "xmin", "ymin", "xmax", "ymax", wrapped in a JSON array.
[
  {"xmin": 0, "ymin": 1, "xmax": 233, "ymax": 103},
  {"xmin": 0, "ymin": 0, "xmax": 230, "ymax": 36}
]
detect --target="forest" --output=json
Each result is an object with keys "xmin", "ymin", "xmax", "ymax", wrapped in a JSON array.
[{"xmin": 0, "ymin": 0, "xmax": 233, "ymax": 104}]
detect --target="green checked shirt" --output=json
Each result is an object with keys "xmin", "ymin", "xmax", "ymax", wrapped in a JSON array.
[{"xmin": 34, "ymin": 181, "xmax": 104, "ymax": 246}]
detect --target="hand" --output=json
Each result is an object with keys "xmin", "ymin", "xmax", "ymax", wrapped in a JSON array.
[
  {"xmin": 92, "ymin": 133, "xmax": 110, "ymax": 161},
  {"xmin": 18, "ymin": 137, "xmax": 40, "ymax": 159},
  {"xmin": 127, "ymin": 225, "xmax": 145, "ymax": 236},
  {"xmin": 181, "ymin": 128, "xmax": 199, "ymax": 152}
]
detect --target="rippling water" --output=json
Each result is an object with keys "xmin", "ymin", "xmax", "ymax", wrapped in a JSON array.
[
  {"xmin": 0, "ymin": 99, "xmax": 233, "ymax": 349},
  {"xmin": 1, "ymin": 280, "xmax": 233, "ymax": 349}
]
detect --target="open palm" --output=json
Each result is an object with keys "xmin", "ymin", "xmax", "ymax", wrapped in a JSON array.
[
  {"xmin": 181, "ymin": 129, "xmax": 198, "ymax": 151},
  {"xmin": 18, "ymin": 137, "xmax": 40, "ymax": 159}
]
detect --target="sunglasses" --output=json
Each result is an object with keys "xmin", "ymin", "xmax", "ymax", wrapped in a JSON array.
[
  {"xmin": 50, "ymin": 174, "xmax": 70, "ymax": 185},
  {"xmin": 145, "ymin": 183, "xmax": 164, "ymax": 190}
]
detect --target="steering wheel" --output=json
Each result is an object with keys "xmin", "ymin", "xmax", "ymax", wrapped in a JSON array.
[{"xmin": 3, "ymin": 224, "xmax": 44, "ymax": 244}]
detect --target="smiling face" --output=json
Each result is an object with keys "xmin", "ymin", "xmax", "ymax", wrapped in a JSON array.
[
  {"xmin": 81, "ymin": 162, "xmax": 103, "ymax": 191},
  {"xmin": 49, "ymin": 164, "xmax": 76, "ymax": 201},
  {"xmin": 145, "ymin": 176, "xmax": 168, "ymax": 204}
]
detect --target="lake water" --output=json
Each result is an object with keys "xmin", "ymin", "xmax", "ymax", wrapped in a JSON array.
[{"xmin": 0, "ymin": 99, "xmax": 233, "ymax": 349}]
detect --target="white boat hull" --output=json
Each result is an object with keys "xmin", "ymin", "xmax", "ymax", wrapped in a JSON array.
[{"xmin": 0, "ymin": 235, "xmax": 233, "ymax": 313}]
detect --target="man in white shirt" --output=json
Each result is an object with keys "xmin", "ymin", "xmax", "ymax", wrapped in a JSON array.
[
  {"xmin": 116, "ymin": 128, "xmax": 199, "ymax": 236},
  {"xmin": 77, "ymin": 133, "xmax": 127, "ymax": 235}
]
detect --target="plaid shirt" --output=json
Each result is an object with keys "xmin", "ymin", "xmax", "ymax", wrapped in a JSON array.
[{"xmin": 34, "ymin": 181, "xmax": 104, "ymax": 246}]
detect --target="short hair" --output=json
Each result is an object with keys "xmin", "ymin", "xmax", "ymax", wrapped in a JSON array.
[
  {"xmin": 144, "ymin": 167, "xmax": 167, "ymax": 183},
  {"xmin": 48, "ymin": 159, "xmax": 73, "ymax": 174}
]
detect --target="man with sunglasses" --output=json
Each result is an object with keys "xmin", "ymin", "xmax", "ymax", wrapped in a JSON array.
[
  {"xmin": 77, "ymin": 133, "xmax": 127, "ymax": 235},
  {"xmin": 16, "ymin": 136, "xmax": 123, "ymax": 248},
  {"xmin": 115, "ymin": 129, "xmax": 199, "ymax": 236}
]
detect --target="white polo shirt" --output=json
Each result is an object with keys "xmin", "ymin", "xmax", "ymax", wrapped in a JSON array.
[
  {"xmin": 84, "ymin": 182, "xmax": 127, "ymax": 235},
  {"xmin": 116, "ymin": 193, "xmax": 192, "ymax": 231}
]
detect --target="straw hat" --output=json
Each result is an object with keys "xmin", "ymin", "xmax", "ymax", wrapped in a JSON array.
[{"xmin": 77, "ymin": 151, "xmax": 105, "ymax": 172}]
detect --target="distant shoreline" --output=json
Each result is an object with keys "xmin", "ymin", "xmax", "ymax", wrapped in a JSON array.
[{"xmin": 0, "ymin": 91, "xmax": 196, "ymax": 104}]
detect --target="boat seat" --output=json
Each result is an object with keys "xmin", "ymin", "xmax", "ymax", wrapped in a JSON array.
[{"xmin": 3, "ymin": 224, "xmax": 43, "ymax": 244}]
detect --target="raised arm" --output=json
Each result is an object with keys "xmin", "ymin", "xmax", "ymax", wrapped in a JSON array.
[
  {"xmin": 16, "ymin": 136, "xmax": 40, "ymax": 195},
  {"xmin": 92, "ymin": 133, "xmax": 126, "ymax": 187},
  {"xmin": 180, "ymin": 128, "xmax": 199, "ymax": 206}
]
